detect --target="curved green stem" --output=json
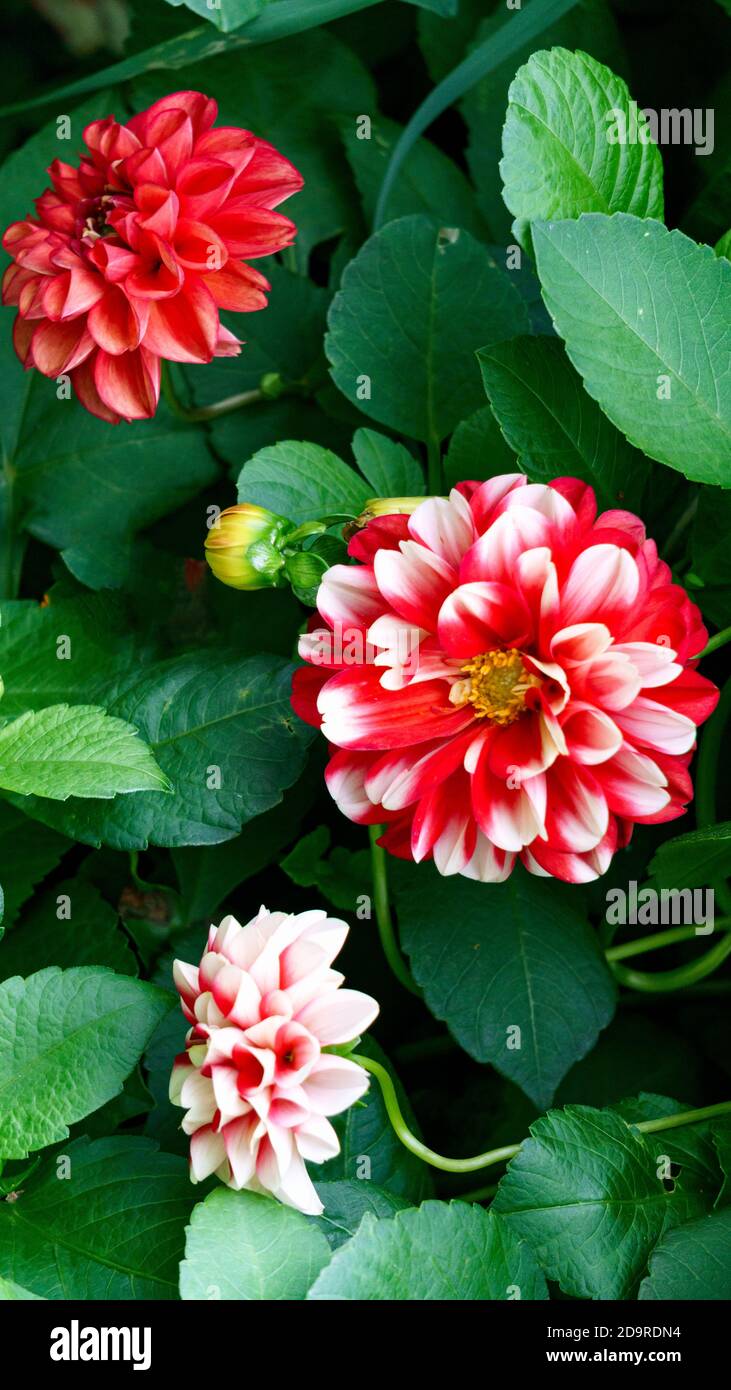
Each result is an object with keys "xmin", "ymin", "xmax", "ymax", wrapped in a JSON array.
[
  {"xmin": 354, "ymin": 1053, "xmax": 731, "ymax": 1177},
  {"xmin": 352, "ymin": 1054, "xmax": 520, "ymax": 1173},
  {"xmin": 693, "ymin": 625, "xmax": 731, "ymax": 661},
  {"xmin": 606, "ymin": 916, "xmax": 731, "ymax": 962},
  {"xmin": 368, "ymin": 826, "xmax": 421, "ymax": 997},
  {"xmin": 611, "ymin": 930, "xmax": 731, "ymax": 993}
]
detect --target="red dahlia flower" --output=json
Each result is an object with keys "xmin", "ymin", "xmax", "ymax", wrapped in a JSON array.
[
  {"xmin": 1, "ymin": 90, "xmax": 302, "ymax": 422},
  {"xmin": 292, "ymin": 475, "xmax": 719, "ymax": 885}
]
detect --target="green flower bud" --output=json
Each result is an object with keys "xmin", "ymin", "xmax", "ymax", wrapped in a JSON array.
[
  {"xmin": 360, "ymin": 496, "xmax": 427, "ymax": 520},
  {"xmin": 205, "ymin": 504, "xmax": 291, "ymax": 591}
]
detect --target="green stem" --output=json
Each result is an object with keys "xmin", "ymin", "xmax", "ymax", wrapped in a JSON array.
[
  {"xmin": 611, "ymin": 930, "xmax": 731, "ymax": 993},
  {"xmin": 426, "ymin": 437, "xmax": 442, "ymax": 494},
  {"xmin": 606, "ymin": 916, "xmax": 731, "ymax": 962},
  {"xmin": 694, "ymin": 625, "xmax": 731, "ymax": 660},
  {"xmin": 634, "ymin": 1101, "xmax": 731, "ymax": 1135},
  {"xmin": 352, "ymin": 1054, "xmax": 520, "ymax": 1173},
  {"xmin": 368, "ymin": 826, "xmax": 421, "ymax": 997},
  {"xmin": 161, "ymin": 363, "xmax": 263, "ymax": 423},
  {"xmin": 353, "ymin": 1053, "xmax": 731, "ymax": 1176}
]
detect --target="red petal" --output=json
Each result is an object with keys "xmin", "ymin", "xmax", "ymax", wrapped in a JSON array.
[
  {"xmin": 30, "ymin": 317, "xmax": 94, "ymax": 375},
  {"xmin": 93, "ymin": 346, "xmax": 160, "ymax": 420},
  {"xmin": 202, "ymin": 260, "xmax": 269, "ymax": 312},
  {"xmin": 142, "ymin": 280, "xmax": 219, "ymax": 363}
]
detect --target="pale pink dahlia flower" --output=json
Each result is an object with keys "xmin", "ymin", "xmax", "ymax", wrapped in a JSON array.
[
  {"xmin": 292, "ymin": 475, "xmax": 719, "ymax": 885},
  {"xmin": 170, "ymin": 908, "xmax": 379, "ymax": 1215}
]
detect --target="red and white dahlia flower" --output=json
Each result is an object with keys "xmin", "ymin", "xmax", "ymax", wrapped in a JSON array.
[
  {"xmin": 2, "ymin": 90, "xmax": 302, "ymax": 422},
  {"xmin": 292, "ymin": 475, "xmax": 719, "ymax": 885},
  {"xmin": 170, "ymin": 908, "xmax": 379, "ymax": 1215}
]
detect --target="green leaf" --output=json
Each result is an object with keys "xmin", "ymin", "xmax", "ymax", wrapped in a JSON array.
[
  {"xmin": 15, "ymin": 399, "xmax": 216, "ymax": 591},
  {"xmin": 340, "ymin": 111, "xmax": 485, "ymax": 237},
  {"xmin": 444, "ymin": 406, "xmax": 519, "ymax": 489},
  {"xmin": 501, "ymin": 48, "xmax": 663, "ymax": 240},
  {"xmin": 313, "ymin": 1180, "xmax": 410, "ymax": 1250},
  {"xmin": 0, "ymin": 879, "xmax": 137, "ymax": 981},
  {"xmin": 172, "ymin": 781, "xmax": 313, "ymax": 922},
  {"xmin": 351, "ymin": 429, "xmax": 425, "ymax": 497},
  {"xmin": 179, "ymin": 1188, "xmax": 331, "ymax": 1300},
  {"xmin": 11, "ymin": 654, "xmax": 313, "ymax": 850},
  {"xmin": 639, "ymin": 1208, "xmax": 731, "ymax": 1300},
  {"xmin": 712, "ymin": 1119, "xmax": 731, "ymax": 1206},
  {"xmin": 0, "ymin": 1136, "xmax": 195, "ymax": 1298},
  {"xmin": 327, "ymin": 215, "xmax": 528, "ymax": 442},
  {"xmin": 650, "ymin": 823, "xmax": 731, "ymax": 890},
  {"xmin": 308, "ymin": 1201, "xmax": 549, "ymax": 1299},
  {"xmin": 0, "ymin": 2, "xmax": 388, "ymax": 117},
  {"xmin": 0, "ymin": 803, "xmax": 69, "ymax": 928},
  {"xmin": 493, "ymin": 1104, "xmax": 705, "ymax": 1299},
  {"xmin": 404, "ymin": 0, "xmax": 458, "ymax": 14},
  {"xmin": 532, "ymin": 214, "xmax": 731, "ymax": 485},
  {"xmin": 0, "ymin": 966, "xmax": 171, "ymax": 1159},
  {"xmin": 282, "ymin": 826, "xmax": 371, "ymax": 913},
  {"xmin": 393, "ymin": 864, "xmax": 615, "ymax": 1109},
  {"xmin": 611, "ymin": 1094, "xmax": 723, "ymax": 1220},
  {"xmin": 239, "ymin": 441, "xmax": 370, "ymax": 522},
  {"xmin": 166, "ymin": 0, "xmax": 269, "ymax": 34},
  {"xmin": 478, "ymin": 335, "xmax": 650, "ymax": 510},
  {"xmin": 0, "ymin": 593, "xmax": 146, "ymax": 718},
  {"xmin": 0, "ymin": 705, "xmax": 169, "ymax": 801},
  {"xmin": 0, "ymin": 1276, "xmax": 43, "ymax": 1300}
]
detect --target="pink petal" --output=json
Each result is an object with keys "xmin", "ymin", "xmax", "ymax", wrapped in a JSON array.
[
  {"xmin": 190, "ymin": 1125, "xmax": 227, "ymax": 1183},
  {"xmin": 561, "ymin": 544, "xmax": 640, "ymax": 625},
  {"xmin": 301, "ymin": 1055, "xmax": 370, "ymax": 1116},
  {"xmin": 437, "ymin": 581, "xmax": 532, "ymax": 656},
  {"xmin": 318, "ymin": 666, "xmax": 470, "ymax": 751},
  {"xmin": 374, "ymin": 541, "xmax": 456, "ymax": 629},
  {"xmin": 408, "ymin": 494, "xmax": 475, "ymax": 567},
  {"xmin": 298, "ymin": 988, "xmax": 378, "ymax": 1046},
  {"xmin": 614, "ymin": 696, "xmax": 696, "ymax": 756}
]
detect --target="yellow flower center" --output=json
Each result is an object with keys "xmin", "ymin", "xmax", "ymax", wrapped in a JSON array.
[{"xmin": 449, "ymin": 648, "xmax": 540, "ymax": 724}]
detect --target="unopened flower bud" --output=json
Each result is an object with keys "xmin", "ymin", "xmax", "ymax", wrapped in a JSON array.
[
  {"xmin": 205, "ymin": 504, "xmax": 291, "ymax": 590},
  {"xmin": 360, "ymin": 496, "xmax": 426, "ymax": 521}
]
